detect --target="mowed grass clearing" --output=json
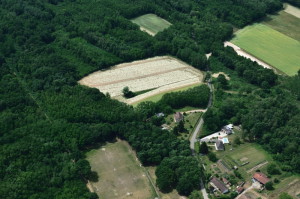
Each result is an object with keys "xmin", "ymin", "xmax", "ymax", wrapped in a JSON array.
[
  {"xmin": 86, "ymin": 141, "xmax": 155, "ymax": 199},
  {"xmin": 132, "ymin": 83, "xmax": 202, "ymax": 107},
  {"xmin": 216, "ymin": 143, "xmax": 273, "ymax": 179},
  {"xmin": 263, "ymin": 11, "xmax": 300, "ymax": 41},
  {"xmin": 231, "ymin": 24, "xmax": 300, "ymax": 76},
  {"xmin": 131, "ymin": 14, "xmax": 171, "ymax": 36}
]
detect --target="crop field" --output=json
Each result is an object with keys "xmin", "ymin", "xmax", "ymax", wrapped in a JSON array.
[
  {"xmin": 86, "ymin": 141, "xmax": 155, "ymax": 199},
  {"xmin": 131, "ymin": 14, "xmax": 172, "ymax": 36},
  {"xmin": 263, "ymin": 10, "xmax": 300, "ymax": 41},
  {"xmin": 284, "ymin": 3, "xmax": 300, "ymax": 19},
  {"xmin": 79, "ymin": 56, "xmax": 204, "ymax": 104},
  {"xmin": 231, "ymin": 24, "xmax": 300, "ymax": 76}
]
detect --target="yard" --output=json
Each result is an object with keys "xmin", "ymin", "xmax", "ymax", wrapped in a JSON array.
[
  {"xmin": 85, "ymin": 140, "xmax": 156, "ymax": 199},
  {"xmin": 131, "ymin": 14, "xmax": 172, "ymax": 36},
  {"xmin": 231, "ymin": 23, "xmax": 300, "ymax": 76}
]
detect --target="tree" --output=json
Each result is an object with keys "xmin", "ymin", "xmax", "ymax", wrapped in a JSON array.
[
  {"xmin": 217, "ymin": 74, "xmax": 228, "ymax": 89},
  {"xmin": 178, "ymin": 120, "xmax": 185, "ymax": 132},
  {"xmin": 208, "ymin": 152, "xmax": 218, "ymax": 162},
  {"xmin": 267, "ymin": 164, "xmax": 281, "ymax": 175},
  {"xmin": 233, "ymin": 137, "xmax": 241, "ymax": 145},
  {"xmin": 156, "ymin": 166, "xmax": 176, "ymax": 192},
  {"xmin": 279, "ymin": 193, "xmax": 293, "ymax": 199},
  {"xmin": 265, "ymin": 181, "xmax": 274, "ymax": 190},
  {"xmin": 122, "ymin": 86, "xmax": 135, "ymax": 98},
  {"xmin": 189, "ymin": 190, "xmax": 203, "ymax": 199},
  {"xmin": 199, "ymin": 142, "xmax": 209, "ymax": 154}
]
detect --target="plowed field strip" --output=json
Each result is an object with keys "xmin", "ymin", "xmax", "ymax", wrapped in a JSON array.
[{"xmin": 89, "ymin": 66, "xmax": 189, "ymax": 87}]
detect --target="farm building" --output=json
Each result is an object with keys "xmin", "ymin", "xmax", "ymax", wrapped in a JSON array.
[
  {"xmin": 174, "ymin": 112, "xmax": 183, "ymax": 123},
  {"xmin": 210, "ymin": 177, "xmax": 229, "ymax": 194},
  {"xmin": 215, "ymin": 140, "xmax": 225, "ymax": 150},
  {"xmin": 252, "ymin": 172, "xmax": 270, "ymax": 185}
]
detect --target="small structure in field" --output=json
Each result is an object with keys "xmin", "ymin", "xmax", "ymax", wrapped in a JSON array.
[
  {"xmin": 210, "ymin": 177, "xmax": 229, "ymax": 194},
  {"xmin": 215, "ymin": 140, "xmax": 225, "ymax": 151},
  {"xmin": 156, "ymin": 112, "xmax": 165, "ymax": 118},
  {"xmin": 252, "ymin": 172, "xmax": 270, "ymax": 185},
  {"xmin": 174, "ymin": 112, "xmax": 184, "ymax": 123}
]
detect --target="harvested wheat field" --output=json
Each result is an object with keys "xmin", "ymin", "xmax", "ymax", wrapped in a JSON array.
[
  {"xmin": 79, "ymin": 56, "xmax": 204, "ymax": 104},
  {"xmin": 86, "ymin": 140, "xmax": 156, "ymax": 199}
]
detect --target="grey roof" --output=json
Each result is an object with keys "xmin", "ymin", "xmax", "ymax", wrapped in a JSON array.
[
  {"xmin": 174, "ymin": 112, "xmax": 183, "ymax": 122},
  {"xmin": 211, "ymin": 177, "xmax": 229, "ymax": 194},
  {"xmin": 215, "ymin": 140, "xmax": 225, "ymax": 150}
]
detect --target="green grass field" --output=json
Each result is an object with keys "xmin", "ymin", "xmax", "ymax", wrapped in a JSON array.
[
  {"xmin": 231, "ymin": 24, "xmax": 300, "ymax": 76},
  {"xmin": 132, "ymin": 83, "xmax": 202, "ymax": 107},
  {"xmin": 131, "ymin": 14, "xmax": 171, "ymax": 36},
  {"xmin": 263, "ymin": 11, "xmax": 300, "ymax": 41},
  {"xmin": 86, "ymin": 141, "xmax": 155, "ymax": 199}
]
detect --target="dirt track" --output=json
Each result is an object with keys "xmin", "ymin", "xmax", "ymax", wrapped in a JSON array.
[{"xmin": 224, "ymin": 42, "xmax": 273, "ymax": 70}]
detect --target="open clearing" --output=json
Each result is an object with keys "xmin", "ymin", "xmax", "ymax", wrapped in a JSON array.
[
  {"xmin": 131, "ymin": 14, "xmax": 172, "ymax": 36},
  {"xmin": 263, "ymin": 10, "xmax": 300, "ymax": 41},
  {"xmin": 86, "ymin": 141, "xmax": 155, "ymax": 199},
  {"xmin": 79, "ymin": 56, "xmax": 204, "ymax": 104},
  {"xmin": 284, "ymin": 3, "xmax": 300, "ymax": 19},
  {"xmin": 231, "ymin": 24, "xmax": 300, "ymax": 76}
]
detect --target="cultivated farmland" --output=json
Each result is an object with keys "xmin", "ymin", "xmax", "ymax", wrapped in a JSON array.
[
  {"xmin": 263, "ymin": 10, "xmax": 300, "ymax": 41},
  {"xmin": 86, "ymin": 140, "xmax": 155, "ymax": 199},
  {"xmin": 131, "ymin": 14, "xmax": 172, "ymax": 36},
  {"xmin": 79, "ymin": 56, "xmax": 204, "ymax": 104},
  {"xmin": 231, "ymin": 24, "xmax": 300, "ymax": 76}
]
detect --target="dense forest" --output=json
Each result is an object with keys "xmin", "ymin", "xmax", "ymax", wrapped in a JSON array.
[{"xmin": 0, "ymin": 0, "xmax": 299, "ymax": 198}]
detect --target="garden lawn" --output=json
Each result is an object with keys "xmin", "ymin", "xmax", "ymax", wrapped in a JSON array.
[{"xmin": 231, "ymin": 24, "xmax": 300, "ymax": 76}]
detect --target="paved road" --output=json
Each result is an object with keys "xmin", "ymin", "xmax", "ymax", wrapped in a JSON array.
[
  {"xmin": 190, "ymin": 118, "xmax": 204, "ymax": 150},
  {"xmin": 189, "ymin": 80, "xmax": 213, "ymax": 199}
]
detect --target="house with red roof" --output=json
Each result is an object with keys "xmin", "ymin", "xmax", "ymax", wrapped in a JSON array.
[{"xmin": 252, "ymin": 172, "xmax": 270, "ymax": 185}]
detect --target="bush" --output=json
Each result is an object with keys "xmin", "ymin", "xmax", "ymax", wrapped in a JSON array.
[
  {"xmin": 267, "ymin": 164, "xmax": 281, "ymax": 175},
  {"xmin": 208, "ymin": 152, "xmax": 218, "ymax": 162},
  {"xmin": 265, "ymin": 181, "xmax": 274, "ymax": 190}
]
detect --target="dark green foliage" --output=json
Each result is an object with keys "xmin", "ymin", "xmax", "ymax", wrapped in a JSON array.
[
  {"xmin": 217, "ymin": 74, "xmax": 228, "ymax": 89},
  {"xmin": 208, "ymin": 152, "xmax": 218, "ymax": 162},
  {"xmin": 160, "ymin": 85, "xmax": 210, "ymax": 109},
  {"xmin": 122, "ymin": 86, "xmax": 135, "ymax": 98},
  {"xmin": 199, "ymin": 142, "xmax": 209, "ymax": 154},
  {"xmin": 156, "ymin": 156, "xmax": 202, "ymax": 196},
  {"xmin": 279, "ymin": 192, "xmax": 294, "ymax": 199},
  {"xmin": 267, "ymin": 164, "xmax": 281, "ymax": 175},
  {"xmin": 265, "ymin": 181, "xmax": 274, "ymax": 190}
]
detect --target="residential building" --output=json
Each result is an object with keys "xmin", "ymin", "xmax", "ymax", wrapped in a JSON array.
[
  {"xmin": 174, "ymin": 112, "xmax": 183, "ymax": 123},
  {"xmin": 252, "ymin": 172, "xmax": 270, "ymax": 185},
  {"xmin": 215, "ymin": 140, "xmax": 225, "ymax": 150},
  {"xmin": 210, "ymin": 177, "xmax": 229, "ymax": 194}
]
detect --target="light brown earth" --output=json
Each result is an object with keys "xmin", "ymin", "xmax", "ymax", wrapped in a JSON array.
[
  {"xmin": 284, "ymin": 3, "xmax": 300, "ymax": 18},
  {"xmin": 212, "ymin": 72, "xmax": 230, "ymax": 80},
  {"xmin": 79, "ymin": 56, "xmax": 204, "ymax": 104},
  {"xmin": 86, "ymin": 141, "xmax": 155, "ymax": 199}
]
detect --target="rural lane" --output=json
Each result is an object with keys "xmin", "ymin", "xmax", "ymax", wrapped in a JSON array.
[{"xmin": 189, "ymin": 80, "xmax": 213, "ymax": 199}]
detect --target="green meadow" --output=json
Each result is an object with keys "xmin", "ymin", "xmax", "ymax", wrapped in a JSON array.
[
  {"xmin": 231, "ymin": 24, "xmax": 300, "ymax": 76},
  {"xmin": 131, "ymin": 14, "xmax": 171, "ymax": 36}
]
